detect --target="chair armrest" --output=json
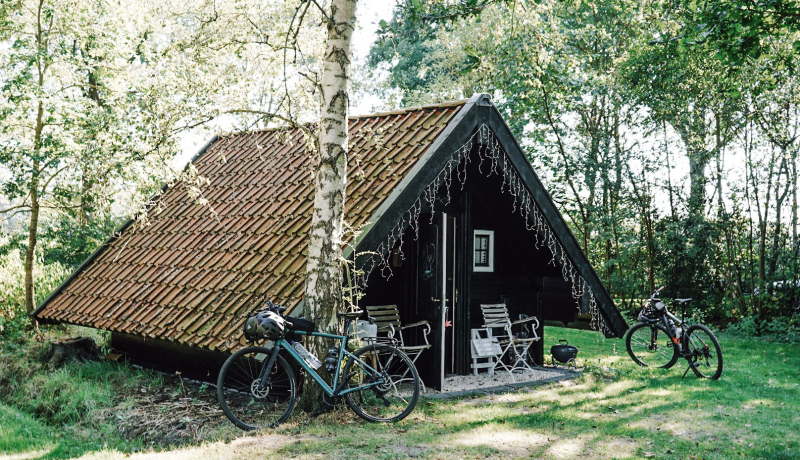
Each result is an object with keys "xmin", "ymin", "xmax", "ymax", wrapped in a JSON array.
[
  {"xmin": 512, "ymin": 316, "xmax": 539, "ymax": 326},
  {"xmin": 399, "ymin": 321, "xmax": 431, "ymax": 346}
]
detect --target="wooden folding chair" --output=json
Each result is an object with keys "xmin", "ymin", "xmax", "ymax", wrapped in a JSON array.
[
  {"xmin": 365, "ymin": 305, "xmax": 431, "ymax": 386},
  {"xmin": 480, "ymin": 303, "xmax": 540, "ymax": 378},
  {"xmin": 471, "ymin": 328, "xmax": 503, "ymax": 375}
]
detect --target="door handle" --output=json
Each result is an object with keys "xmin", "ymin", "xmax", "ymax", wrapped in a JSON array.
[{"xmin": 431, "ymin": 298, "xmax": 450, "ymax": 302}]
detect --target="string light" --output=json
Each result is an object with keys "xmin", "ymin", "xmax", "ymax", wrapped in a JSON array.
[{"xmin": 358, "ymin": 124, "xmax": 610, "ymax": 334}]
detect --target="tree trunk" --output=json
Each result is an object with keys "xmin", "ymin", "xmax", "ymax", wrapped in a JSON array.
[
  {"xmin": 24, "ymin": 195, "xmax": 40, "ymax": 315},
  {"xmin": 25, "ymin": 98, "xmax": 45, "ymax": 315},
  {"xmin": 663, "ymin": 122, "xmax": 677, "ymax": 220},
  {"xmin": 302, "ymin": 0, "xmax": 358, "ymax": 409},
  {"xmin": 792, "ymin": 157, "xmax": 798, "ymax": 250},
  {"xmin": 687, "ymin": 147, "xmax": 709, "ymax": 221},
  {"xmin": 769, "ymin": 159, "xmax": 791, "ymax": 280}
]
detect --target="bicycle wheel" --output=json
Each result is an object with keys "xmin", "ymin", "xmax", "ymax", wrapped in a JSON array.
[
  {"xmin": 343, "ymin": 344, "xmax": 420, "ymax": 423},
  {"xmin": 625, "ymin": 322, "xmax": 679, "ymax": 369},
  {"xmin": 217, "ymin": 346, "xmax": 296, "ymax": 430},
  {"xmin": 685, "ymin": 324, "xmax": 723, "ymax": 380}
]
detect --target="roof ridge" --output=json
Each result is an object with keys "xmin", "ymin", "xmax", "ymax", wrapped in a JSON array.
[
  {"xmin": 213, "ymin": 99, "xmax": 469, "ymax": 137},
  {"xmin": 348, "ymin": 99, "xmax": 468, "ymax": 119}
]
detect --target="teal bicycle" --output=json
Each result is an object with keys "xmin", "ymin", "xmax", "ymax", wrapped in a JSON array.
[{"xmin": 217, "ymin": 303, "xmax": 420, "ymax": 430}]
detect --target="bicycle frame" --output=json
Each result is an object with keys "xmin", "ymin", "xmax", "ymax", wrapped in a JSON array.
[
  {"xmin": 660, "ymin": 310, "xmax": 685, "ymax": 353},
  {"xmin": 629, "ymin": 288, "xmax": 722, "ymax": 380},
  {"xmin": 645, "ymin": 301, "xmax": 700, "ymax": 359},
  {"xmin": 638, "ymin": 291, "xmax": 688, "ymax": 355},
  {"xmin": 258, "ymin": 327, "xmax": 386, "ymax": 398}
]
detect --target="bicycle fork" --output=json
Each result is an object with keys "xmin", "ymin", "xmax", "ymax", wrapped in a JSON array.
[{"xmin": 256, "ymin": 344, "xmax": 282, "ymax": 392}]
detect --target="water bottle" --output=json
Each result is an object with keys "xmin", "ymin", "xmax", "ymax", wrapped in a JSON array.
[
  {"xmin": 292, "ymin": 342, "xmax": 322, "ymax": 370},
  {"xmin": 324, "ymin": 346, "xmax": 339, "ymax": 374}
]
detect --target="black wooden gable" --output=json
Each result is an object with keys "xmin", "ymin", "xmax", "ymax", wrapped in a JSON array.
[{"xmin": 355, "ymin": 93, "xmax": 628, "ymax": 338}]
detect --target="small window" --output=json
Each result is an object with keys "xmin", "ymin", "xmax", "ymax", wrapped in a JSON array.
[{"xmin": 473, "ymin": 230, "xmax": 494, "ymax": 272}]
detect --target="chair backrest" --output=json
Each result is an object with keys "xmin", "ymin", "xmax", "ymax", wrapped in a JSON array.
[
  {"xmin": 480, "ymin": 303, "xmax": 512, "ymax": 331},
  {"xmin": 365, "ymin": 305, "xmax": 402, "ymax": 334}
]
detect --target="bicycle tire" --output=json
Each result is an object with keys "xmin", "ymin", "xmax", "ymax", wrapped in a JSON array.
[
  {"xmin": 217, "ymin": 346, "xmax": 296, "ymax": 430},
  {"xmin": 625, "ymin": 322, "xmax": 679, "ymax": 369},
  {"xmin": 343, "ymin": 344, "xmax": 420, "ymax": 423},
  {"xmin": 685, "ymin": 324, "xmax": 723, "ymax": 380}
]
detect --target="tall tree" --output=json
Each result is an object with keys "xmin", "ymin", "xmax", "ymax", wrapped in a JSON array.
[
  {"xmin": 304, "ymin": 0, "xmax": 359, "ymax": 406},
  {"xmin": 0, "ymin": 0, "xmax": 169, "ymax": 314},
  {"xmin": 679, "ymin": 0, "xmax": 800, "ymax": 65}
]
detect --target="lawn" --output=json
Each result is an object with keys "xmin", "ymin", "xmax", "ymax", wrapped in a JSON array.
[{"xmin": 1, "ymin": 326, "xmax": 798, "ymax": 460}]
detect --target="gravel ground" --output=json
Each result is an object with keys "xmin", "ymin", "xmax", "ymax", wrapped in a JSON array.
[{"xmin": 438, "ymin": 366, "xmax": 568, "ymax": 393}]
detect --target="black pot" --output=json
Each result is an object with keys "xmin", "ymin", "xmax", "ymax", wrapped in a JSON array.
[{"xmin": 550, "ymin": 340, "xmax": 578, "ymax": 363}]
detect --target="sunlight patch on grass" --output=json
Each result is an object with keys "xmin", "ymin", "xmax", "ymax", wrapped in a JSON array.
[
  {"xmin": 582, "ymin": 380, "xmax": 638, "ymax": 400},
  {"xmin": 544, "ymin": 437, "xmax": 585, "ymax": 458},
  {"xmin": 0, "ymin": 450, "xmax": 53, "ymax": 460},
  {"xmin": 73, "ymin": 435, "xmax": 298, "ymax": 460},
  {"xmin": 645, "ymin": 387, "xmax": 674, "ymax": 397},
  {"xmin": 446, "ymin": 426, "xmax": 549, "ymax": 454},
  {"xmin": 595, "ymin": 437, "xmax": 638, "ymax": 458}
]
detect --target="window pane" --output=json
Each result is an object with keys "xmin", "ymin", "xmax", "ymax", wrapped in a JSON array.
[{"xmin": 474, "ymin": 235, "xmax": 489, "ymax": 267}]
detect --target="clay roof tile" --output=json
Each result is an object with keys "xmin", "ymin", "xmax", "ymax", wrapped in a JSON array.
[{"xmin": 34, "ymin": 102, "xmax": 465, "ymax": 353}]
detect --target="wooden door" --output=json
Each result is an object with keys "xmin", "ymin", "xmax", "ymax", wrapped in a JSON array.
[{"xmin": 414, "ymin": 213, "xmax": 451, "ymax": 390}]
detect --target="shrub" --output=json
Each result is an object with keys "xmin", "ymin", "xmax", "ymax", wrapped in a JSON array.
[
  {"xmin": 0, "ymin": 250, "xmax": 67, "ymax": 338},
  {"xmin": 726, "ymin": 315, "xmax": 800, "ymax": 343},
  {"xmin": 0, "ymin": 338, "xmax": 163, "ymax": 426}
]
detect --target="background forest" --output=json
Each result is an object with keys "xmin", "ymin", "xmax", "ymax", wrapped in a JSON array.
[{"xmin": 2, "ymin": 0, "xmax": 800, "ymax": 340}]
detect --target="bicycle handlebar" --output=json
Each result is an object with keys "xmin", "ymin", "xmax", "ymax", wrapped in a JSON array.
[
  {"xmin": 249, "ymin": 300, "xmax": 287, "ymax": 319},
  {"xmin": 649, "ymin": 286, "xmax": 665, "ymax": 300}
]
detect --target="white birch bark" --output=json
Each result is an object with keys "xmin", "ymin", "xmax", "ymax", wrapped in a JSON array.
[{"xmin": 304, "ymin": 0, "xmax": 358, "ymax": 388}]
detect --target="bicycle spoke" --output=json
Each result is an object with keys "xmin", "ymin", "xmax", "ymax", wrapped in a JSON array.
[
  {"xmin": 685, "ymin": 325, "xmax": 723, "ymax": 380},
  {"xmin": 217, "ymin": 347, "xmax": 296, "ymax": 430},
  {"xmin": 343, "ymin": 344, "xmax": 420, "ymax": 423},
  {"xmin": 626, "ymin": 323, "xmax": 678, "ymax": 368}
]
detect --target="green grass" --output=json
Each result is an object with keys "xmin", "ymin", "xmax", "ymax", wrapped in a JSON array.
[
  {"xmin": 1, "ymin": 326, "xmax": 799, "ymax": 459},
  {"xmin": 0, "ymin": 401, "xmax": 55, "ymax": 455},
  {"xmin": 0, "ymin": 401, "xmax": 115, "ymax": 459}
]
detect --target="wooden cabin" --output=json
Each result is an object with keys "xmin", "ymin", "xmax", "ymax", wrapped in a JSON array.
[{"xmin": 33, "ymin": 94, "xmax": 627, "ymax": 389}]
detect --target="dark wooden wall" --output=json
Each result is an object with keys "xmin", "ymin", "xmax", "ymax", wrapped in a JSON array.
[{"xmin": 363, "ymin": 158, "xmax": 585, "ymax": 375}]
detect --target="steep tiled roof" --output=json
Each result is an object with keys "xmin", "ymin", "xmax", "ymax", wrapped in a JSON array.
[{"xmin": 34, "ymin": 101, "xmax": 466, "ymax": 352}]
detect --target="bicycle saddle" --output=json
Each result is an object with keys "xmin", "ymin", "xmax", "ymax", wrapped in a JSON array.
[
  {"xmin": 674, "ymin": 298, "xmax": 692, "ymax": 304},
  {"xmin": 337, "ymin": 310, "xmax": 363, "ymax": 320}
]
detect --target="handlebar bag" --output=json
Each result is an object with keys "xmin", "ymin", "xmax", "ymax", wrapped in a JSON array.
[{"xmin": 285, "ymin": 316, "xmax": 316, "ymax": 333}]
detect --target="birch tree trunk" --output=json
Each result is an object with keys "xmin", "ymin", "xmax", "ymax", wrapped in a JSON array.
[{"xmin": 303, "ymin": 0, "xmax": 358, "ymax": 408}]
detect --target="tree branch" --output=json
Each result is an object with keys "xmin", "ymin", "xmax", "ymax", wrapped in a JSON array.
[
  {"xmin": 224, "ymin": 109, "xmax": 318, "ymax": 141},
  {"xmin": 0, "ymin": 204, "xmax": 31, "ymax": 214}
]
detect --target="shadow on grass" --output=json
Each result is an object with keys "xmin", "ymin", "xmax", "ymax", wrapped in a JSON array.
[
  {"xmin": 257, "ymin": 327, "xmax": 800, "ymax": 460},
  {"xmin": 3, "ymin": 326, "xmax": 800, "ymax": 460}
]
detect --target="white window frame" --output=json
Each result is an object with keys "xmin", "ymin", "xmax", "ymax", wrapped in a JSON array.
[{"xmin": 473, "ymin": 230, "xmax": 494, "ymax": 272}]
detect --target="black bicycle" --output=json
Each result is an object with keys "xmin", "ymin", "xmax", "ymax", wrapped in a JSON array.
[
  {"xmin": 217, "ymin": 303, "xmax": 420, "ymax": 430},
  {"xmin": 625, "ymin": 287, "xmax": 723, "ymax": 380}
]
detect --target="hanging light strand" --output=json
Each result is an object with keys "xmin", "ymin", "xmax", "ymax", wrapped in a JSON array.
[{"xmin": 357, "ymin": 124, "xmax": 610, "ymax": 334}]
